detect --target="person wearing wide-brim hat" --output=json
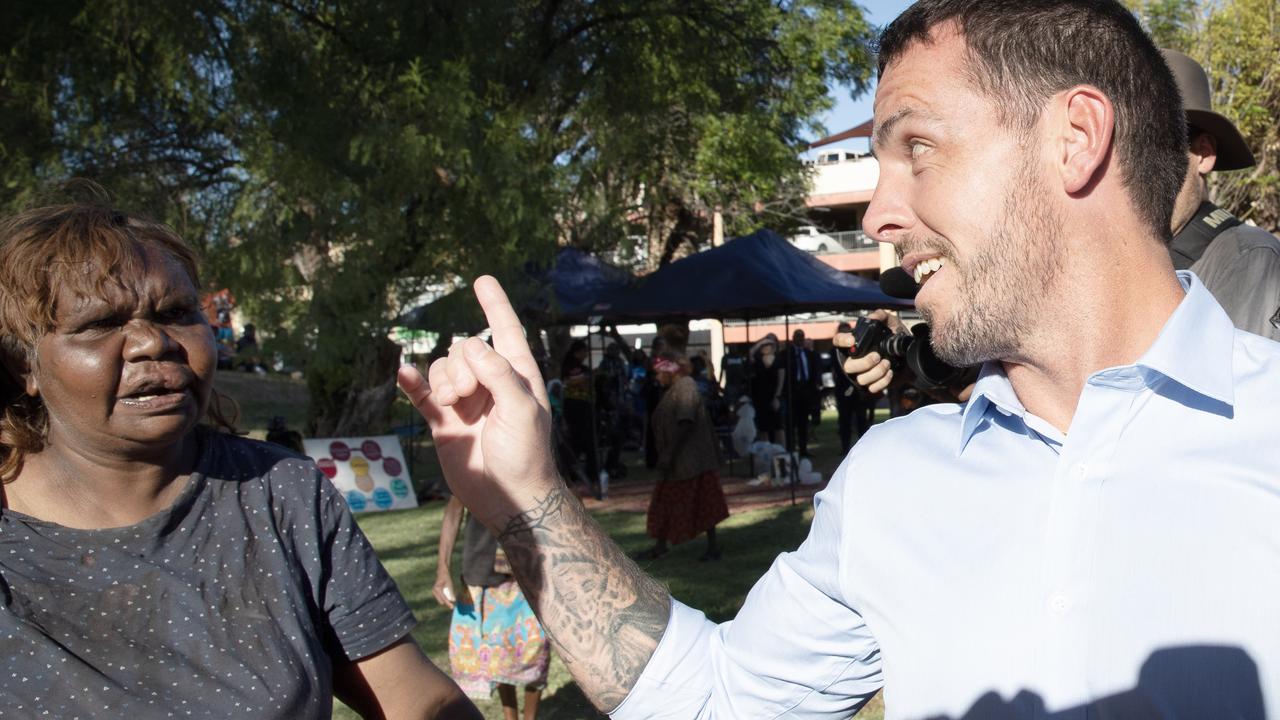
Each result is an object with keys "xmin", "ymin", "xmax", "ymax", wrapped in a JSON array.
[
  {"xmin": 747, "ymin": 334, "xmax": 785, "ymax": 444},
  {"xmin": 1164, "ymin": 49, "xmax": 1280, "ymax": 342}
]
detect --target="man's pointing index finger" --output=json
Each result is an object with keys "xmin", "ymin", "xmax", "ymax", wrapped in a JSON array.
[{"xmin": 473, "ymin": 275, "xmax": 550, "ymax": 408}]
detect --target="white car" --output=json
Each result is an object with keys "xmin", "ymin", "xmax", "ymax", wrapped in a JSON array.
[{"xmin": 789, "ymin": 225, "xmax": 839, "ymax": 254}]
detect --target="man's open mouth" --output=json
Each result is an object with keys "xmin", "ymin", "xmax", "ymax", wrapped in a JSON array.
[{"xmin": 914, "ymin": 257, "xmax": 946, "ymax": 285}]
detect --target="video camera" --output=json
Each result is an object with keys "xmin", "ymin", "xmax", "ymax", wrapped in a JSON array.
[{"xmin": 845, "ymin": 316, "xmax": 970, "ymax": 391}]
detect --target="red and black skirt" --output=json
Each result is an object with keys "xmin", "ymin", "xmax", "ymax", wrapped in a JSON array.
[{"xmin": 645, "ymin": 470, "xmax": 730, "ymax": 544}]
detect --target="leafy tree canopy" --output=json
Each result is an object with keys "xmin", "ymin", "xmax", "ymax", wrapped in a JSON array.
[{"xmin": 0, "ymin": 0, "xmax": 875, "ymax": 434}]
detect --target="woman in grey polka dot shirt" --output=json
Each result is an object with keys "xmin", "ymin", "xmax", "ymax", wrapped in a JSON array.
[{"xmin": 0, "ymin": 198, "xmax": 481, "ymax": 719}]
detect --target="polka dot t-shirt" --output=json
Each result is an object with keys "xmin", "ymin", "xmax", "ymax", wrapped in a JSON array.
[{"xmin": 0, "ymin": 429, "xmax": 417, "ymax": 718}]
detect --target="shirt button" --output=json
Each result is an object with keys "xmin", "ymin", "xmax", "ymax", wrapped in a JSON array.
[
  {"xmin": 1074, "ymin": 464, "xmax": 1088, "ymax": 480},
  {"xmin": 1049, "ymin": 594, "xmax": 1072, "ymax": 615}
]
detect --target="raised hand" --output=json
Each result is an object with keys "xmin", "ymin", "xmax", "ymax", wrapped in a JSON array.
[
  {"xmin": 400, "ymin": 276, "xmax": 670, "ymax": 713},
  {"xmin": 397, "ymin": 276, "xmax": 559, "ymax": 528}
]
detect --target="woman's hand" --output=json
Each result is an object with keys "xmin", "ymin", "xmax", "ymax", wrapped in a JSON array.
[{"xmin": 433, "ymin": 573, "xmax": 457, "ymax": 609}]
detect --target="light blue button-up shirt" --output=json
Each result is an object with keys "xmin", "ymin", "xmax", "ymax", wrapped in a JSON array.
[{"xmin": 612, "ymin": 272, "xmax": 1280, "ymax": 719}]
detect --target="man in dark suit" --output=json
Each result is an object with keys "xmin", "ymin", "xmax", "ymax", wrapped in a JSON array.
[
  {"xmin": 784, "ymin": 329, "xmax": 821, "ymax": 458},
  {"xmin": 832, "ymin": 322, "xmax": 876, "ymax": 453}
]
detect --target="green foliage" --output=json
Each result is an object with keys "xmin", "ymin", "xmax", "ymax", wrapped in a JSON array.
[
  {"xmin": 1196, "ymin": 0, "xmax": 1280, "ymax": 230},
  {"xmin": 0, "ymin": 0, "xmax": 876, "ymax": 434},
  {"xmin": 0, "ymin": 0, "xmax": 246, "ymax": 249},
  {"xmin": 1124, "ymin": 0, "xmax": 1202, "ymax": 48},
  {"xmin": 1126, "ymin": 0, "xmax": 1280, "ymax": 232}
]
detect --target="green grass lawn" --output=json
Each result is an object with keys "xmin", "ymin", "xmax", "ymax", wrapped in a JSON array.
[{"xmin": 341, "ymin": 499, "xmax": 884, "ymax": 720}]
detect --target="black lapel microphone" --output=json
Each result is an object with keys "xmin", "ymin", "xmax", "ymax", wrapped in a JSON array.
[{"xmin": 879, "ymin": 266, "xmax": 918, "ymax": 300}]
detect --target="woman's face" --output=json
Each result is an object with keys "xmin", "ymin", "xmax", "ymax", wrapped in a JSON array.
[
  {"xmin": 29, "ymin": 245, "xmax": 217, "ymax": 458},
  {"xmin": 656, "ymin": 370, "xmax": 674, "ymax": 387}
]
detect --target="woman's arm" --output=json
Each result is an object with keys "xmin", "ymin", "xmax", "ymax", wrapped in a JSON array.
[
  {"xmin": 334, "ymin": 637, "xmax": 481, "ymax": 719},
  {"xmin": 434, "ymin": 496, "xmax": 466, "ymax": 608}
]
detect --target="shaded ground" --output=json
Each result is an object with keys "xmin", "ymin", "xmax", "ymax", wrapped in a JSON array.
[{"xmin": 581, "ymin": 470, "xmax": 826, "ymax": 514}]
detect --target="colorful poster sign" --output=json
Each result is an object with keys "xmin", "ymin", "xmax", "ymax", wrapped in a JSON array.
[{"xmin": 304, "ymin": 435, "xmax": 418, "ymax": 513}]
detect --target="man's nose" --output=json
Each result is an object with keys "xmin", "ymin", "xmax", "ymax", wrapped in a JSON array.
[{"xmin": 862, "ymin": 169, "xmax": 913, "ymax": 246}]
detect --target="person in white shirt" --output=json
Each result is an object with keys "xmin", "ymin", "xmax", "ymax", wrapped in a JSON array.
[{"xmin": 398, "ymin": 1, "xmax": 1280, "ymax": 717}]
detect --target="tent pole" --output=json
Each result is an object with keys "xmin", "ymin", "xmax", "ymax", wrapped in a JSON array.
[
  {"xmin": 744, "ymin": 316, "xmax": 752, "ymax": 406},
  {"xmin": 786, "ymin": 313, "xmax": 797, "ymax": 506},
  {"xmin": 589, "ymin": 321, "xmax": 602, "ymax": 497},
  {"xmin": 407, "ymin": 355, "xmax": 415, "ymax": 484}
]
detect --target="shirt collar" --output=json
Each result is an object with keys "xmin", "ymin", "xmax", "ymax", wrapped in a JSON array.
[
  {"xmin": 1134, "ymin": 270, "xmax": 1235, "ymax": 407},
  {"xmin": 958, "ymin": 363, "xmax": 1030, "ymax": 454},
  {"xmin": 957, "ymin": 270, "xmax": 1236, "ymax": 452}
]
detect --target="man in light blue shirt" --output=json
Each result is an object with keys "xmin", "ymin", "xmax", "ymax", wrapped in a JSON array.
[
  {"xmin": 609, "ymin": 269, "xmax": 1280, "ymax": 718},
  {"xmin": 402, "ymin": 0, "xmax": 1280, "ymax": 717}
]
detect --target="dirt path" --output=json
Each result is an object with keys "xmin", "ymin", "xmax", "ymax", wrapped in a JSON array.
[{"xmin": 579, "ymin": 472, "xmax": 827, "ymax": 514}]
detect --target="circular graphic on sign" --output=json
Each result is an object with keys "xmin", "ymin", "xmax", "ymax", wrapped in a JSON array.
[
  {"xmin": 316, "ymin": 458, "xmax": 338, "ymax": 478},
  {"xmin": 382, "ymin": 457, "xmax": 402, "ymax": 476},
  {"xmin": 329, "ymin": 441, "xmax": 351, "ymax": 461},
  {"xmin": 390, "ymin": 478, "xmax": 410, "ymax": 498},
  {"xmin": 372, "ymin": 488, "xmax": 394, "ymax": 509},
  {"xmin": 349, "ymin": 456, "xmax": 373, "ymax": 492},
  {"xmin": 361, "ymin": 440, "xmax": 383, "ymax": 460},
  {"xmin": 346, "ymin": 491, "xmax": 367, "ymax": 512}
]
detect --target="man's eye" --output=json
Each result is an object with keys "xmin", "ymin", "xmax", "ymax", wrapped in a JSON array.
[{"xmin": 909, "ymin": 141, "xmax": 930, "ymax": 160}]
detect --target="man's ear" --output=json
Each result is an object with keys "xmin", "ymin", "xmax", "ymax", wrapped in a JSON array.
[
  {"xmin": 1057, "ymin": 86, "xmax": 1114, "ymax": 194},
  {"xmin": 1189, "ymin": 131, "xmax": 1218, "ymax": 177}
]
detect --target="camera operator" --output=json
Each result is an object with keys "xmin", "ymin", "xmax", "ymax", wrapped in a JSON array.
[
  {"xmin": 835, "ymin": 309, "xmax": 976, "ymax": 407},
  {"xmin": 840, "ymin": 49, "xmax": 1280, "ymax": 401}
]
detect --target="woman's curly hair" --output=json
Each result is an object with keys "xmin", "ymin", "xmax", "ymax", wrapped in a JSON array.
[{"xmin": 0, "ymin": 196, "xmax": 237, "ymax": 482}]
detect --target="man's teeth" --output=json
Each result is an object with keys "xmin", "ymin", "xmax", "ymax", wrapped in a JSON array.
[{"xmin": 913, "ymin": 258, "xmax": 946, "ymax": 284}]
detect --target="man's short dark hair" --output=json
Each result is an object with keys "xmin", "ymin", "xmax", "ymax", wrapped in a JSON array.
[{"xmin": 877, "ymin": 0, "xmax": 1186, "ymax": 241}]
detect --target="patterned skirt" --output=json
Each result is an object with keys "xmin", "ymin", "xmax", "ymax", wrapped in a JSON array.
[
  {"xmin": 645, "ymin": 470, "xmax": 730, "ymax": 545},
  {"xmin": 448, "ymin": 578, "xmax": 551, "ymax": 699}
]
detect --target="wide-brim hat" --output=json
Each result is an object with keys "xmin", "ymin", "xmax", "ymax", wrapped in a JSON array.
[{"xmin": 1162, "ymin": 49, "xmax": 1255, "ymax": 171}]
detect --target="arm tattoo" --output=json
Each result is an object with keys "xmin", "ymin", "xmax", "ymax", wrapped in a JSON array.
[{"xmin": 497, "ymin": 485, "xmax": 671, "ymax": 711}]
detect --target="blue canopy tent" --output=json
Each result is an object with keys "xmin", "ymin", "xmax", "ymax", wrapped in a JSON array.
[
  {"xmin": 394, "ymin": 248, "xmax": 632, "ymax": 487},
  {"xmin": 541, "ymin": 247, "xmax": 636, "ymax": 323},
  {"xmin": 397, "ymin": 247, "xmax": 633, "ymax": 333},
  {"xmin": 593, "ymin": 229, "xmax": 911, "ymax": 321},
  {"xmin": 591, "ymin": 229, "xmax": 911, "ymax": 503}
]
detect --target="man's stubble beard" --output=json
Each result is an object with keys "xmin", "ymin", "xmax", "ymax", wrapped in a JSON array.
[{"xmin": 924, "ymin": 157, "xmax": 1065, "ymax": 368}]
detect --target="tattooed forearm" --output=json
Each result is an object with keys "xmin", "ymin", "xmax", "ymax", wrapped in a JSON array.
[{"xmin": 496, "ymin": 484, "xmax": 671, "ymax": 711}]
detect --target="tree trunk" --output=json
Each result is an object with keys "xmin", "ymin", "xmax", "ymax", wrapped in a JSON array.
[{"xmin": 306, "ymin": 333, "xmax": 403, "ymax": 438}]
